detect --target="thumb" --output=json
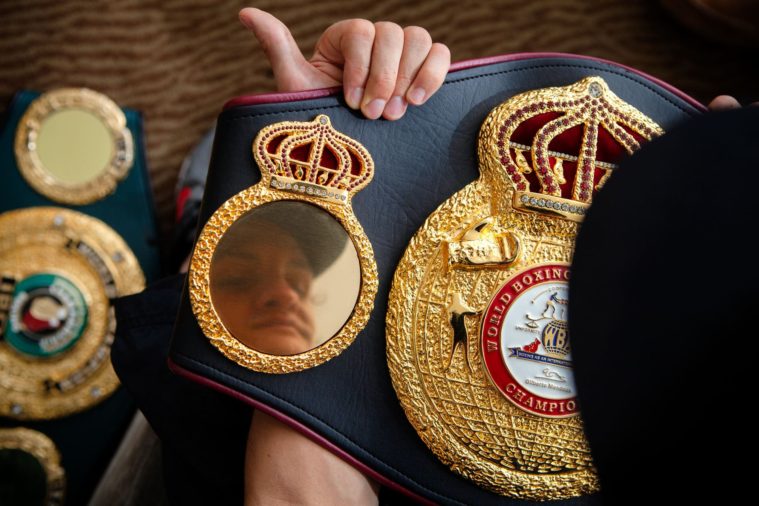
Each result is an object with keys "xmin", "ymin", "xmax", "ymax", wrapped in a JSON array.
[{"xmin": 239, "ymin": 8, "xmax": 313, "ymax": 92}]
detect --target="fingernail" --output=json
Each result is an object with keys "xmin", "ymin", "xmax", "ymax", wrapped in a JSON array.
[
  {"xmin": 347, "ymin": 87, "xmax": 363, "ymax": 109},
  {"xmin": 384, "ymin": 96, "xmax": 407, "ymax": 120},
  {"xmin": 239, "ymin": 9, "xmax": 255, "ymax": 29},
  {"xmin": 408, "ymin": 87, "xmax": 426, "ymax": 105},
  {"xmin": 363, "ymin": 98, "xmax": 386, "ymax": 119}
]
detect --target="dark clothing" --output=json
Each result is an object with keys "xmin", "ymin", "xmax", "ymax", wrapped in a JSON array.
[
  {"xmin": 571, "ymin": 106, "xmax": 759, "ymax": 504},
  {"xmin": 112, "ymin": 275, "xmax": 250, "ymax": 506}
]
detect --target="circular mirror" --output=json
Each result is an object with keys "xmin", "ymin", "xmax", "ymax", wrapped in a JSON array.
[
  {"xmin": 210, "ymin": 201, "xmax": 361, "ymax": 356},
  {"xmin": 36, "ymin": 108, "xmax": 113, "ymax": 184}
]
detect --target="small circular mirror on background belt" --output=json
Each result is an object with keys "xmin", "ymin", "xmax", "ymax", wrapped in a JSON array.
[
  {"xmin": 0, "ymin": 208, "xmax": 145, "ymax": 420},
  {"xmin": 190, "ymin": 115, "xmax": 377, "ymax": 373},
  {"xmin": 14, "ymin": 88, "xmax": 133, "ymax": 205},
  {"xmin": 0, "ymin": 428, "xmax": 65, "ymax": 506},
  {"xmin": 387, "ymin": 77, "xmax": 663, "ymax": 499}
]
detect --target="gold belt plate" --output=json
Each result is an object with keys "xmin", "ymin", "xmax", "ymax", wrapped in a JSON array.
[
  {"xmin": 0, "ymin": 208, "xmax": 144, "ymax": 420},
  {"xmin": 387, "ymin": 77, "xmax": 663, "ymax": 499}
]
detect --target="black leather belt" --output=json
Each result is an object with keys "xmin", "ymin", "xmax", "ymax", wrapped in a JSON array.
[{"xmin": 169, "ymin": 53, "xmax": 702, "ymax": 505}]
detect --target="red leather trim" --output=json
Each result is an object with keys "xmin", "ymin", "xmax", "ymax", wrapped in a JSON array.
[
  {"xmin": 167, "ymin": 357, "xmax": 436, "ymax": 506},
  {"xmin": 222, "ymin": 52, "xmax": 706, "ymax": 112},
  {"xmin": 223, "ymin": 87, "xmax": 341, "ymax": 110},
  {"xmin": 447, "ymin": 52, "xmax": 707, "ymax": 111}
]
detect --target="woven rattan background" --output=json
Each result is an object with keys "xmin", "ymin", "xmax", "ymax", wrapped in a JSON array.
[{"xmin": 1, "ymin": 0, "xmax": 755, "ymax": 237}]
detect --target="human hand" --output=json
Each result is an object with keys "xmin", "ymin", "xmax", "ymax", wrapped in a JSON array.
[
  {"xmin": 708, "ymin": 95, "xmax": 741, "ymax": 110},
  {"xmin": 239, "ymin": 8, "xmax": 450, "ymax": 120},
  {"xmin": 707, "ymin": 95, "xmax": 759, "ymax": 110},
  {"xmin": 244, "ymin": 411, "xmax": 379, "ymax": 506}
]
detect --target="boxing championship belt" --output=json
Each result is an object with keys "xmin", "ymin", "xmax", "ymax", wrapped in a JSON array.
[
  {"xmin": 170, "ymin": 54, "xmax": 703, "ymax": 504},
  {"xmin": 0, "ymin": 88, "xmax": 160, "ymax": 505}
]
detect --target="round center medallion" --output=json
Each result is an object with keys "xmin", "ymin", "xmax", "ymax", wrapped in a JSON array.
[
  {"xmin": 481, "ymin": 264, "xmax": 578, "ymax": 418},
  {"xmin": 5, "ymin": 273, "xmax": 88, "ymax": 358}
]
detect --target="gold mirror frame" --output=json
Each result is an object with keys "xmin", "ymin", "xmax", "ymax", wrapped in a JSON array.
[
  {"xmin": 190, "ymin": 116, "xmax": 377, "ymax": 374},
  {"xmin": 14, "ymin": 88, "xmax": 133, "ymax": 205}
]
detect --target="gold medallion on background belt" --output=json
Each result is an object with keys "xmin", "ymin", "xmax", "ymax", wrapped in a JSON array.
[{"xmin": 0, "ymin": 208, "xmax": 144, "ymax": 420}]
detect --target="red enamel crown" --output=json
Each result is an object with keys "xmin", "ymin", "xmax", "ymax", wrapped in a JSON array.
[
  {"xmin": 253, "ymin": 115, "xmax": 374, "ymax": 200},
  {"xmin": 483, "ymin": 77, "xmax": 663, "ymax": 218}
]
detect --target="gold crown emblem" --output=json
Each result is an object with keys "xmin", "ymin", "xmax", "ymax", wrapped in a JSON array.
[
  {"xmin": 253, "ymin": 115, "xmax": 374, "ymax": 203},
  {"xmin": 481, "ymin": 77, "xmax": 663, "ymax": 220}
]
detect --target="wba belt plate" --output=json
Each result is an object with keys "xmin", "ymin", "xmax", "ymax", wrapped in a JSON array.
[{"xmin": 387, "ymin": 77, "xmax": 662, "ymax": 499}]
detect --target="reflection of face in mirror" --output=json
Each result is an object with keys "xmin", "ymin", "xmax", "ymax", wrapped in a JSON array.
[
  {"xmin": 36, "ymin": 109, "xmax": 113, "ymax": 184},
  {"xmin": 210, "ymin": 201, "xmax": 360, "ymax": 356}
]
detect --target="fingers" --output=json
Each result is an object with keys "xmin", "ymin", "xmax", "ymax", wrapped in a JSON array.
[
  {"xmin": 320, "ymin": 20, "xmax": 449, "ymax": 120},
  {"xmin": 240, "ymin": 8, "xmax": 322, "ymax": 92},
  {"xmin": 404, "ymin": 42, "xmax": 450, "ymax": 107},
  {"xmin": 383, "ymin": 26, "xmax": 432, "ymax": 120},
  {"xmin": 327, "ymin": 20, "xmax": 377, "ymax": 109},
  {"xmin": 361, "ymin": 22, "xmax": 405, "ymax": 119},
  {"xmin": 708, "ymin": 95, "xmax": 741, "ymax": 111}
]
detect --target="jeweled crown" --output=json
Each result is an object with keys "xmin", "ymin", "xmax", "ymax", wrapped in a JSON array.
[
  {"xmin": 481, "ymin": 77, "xmax": 663, "ymax": 220},
  {"xmin": 253, "ymin": 115, "xmax": 374, "ymax": 203}
]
